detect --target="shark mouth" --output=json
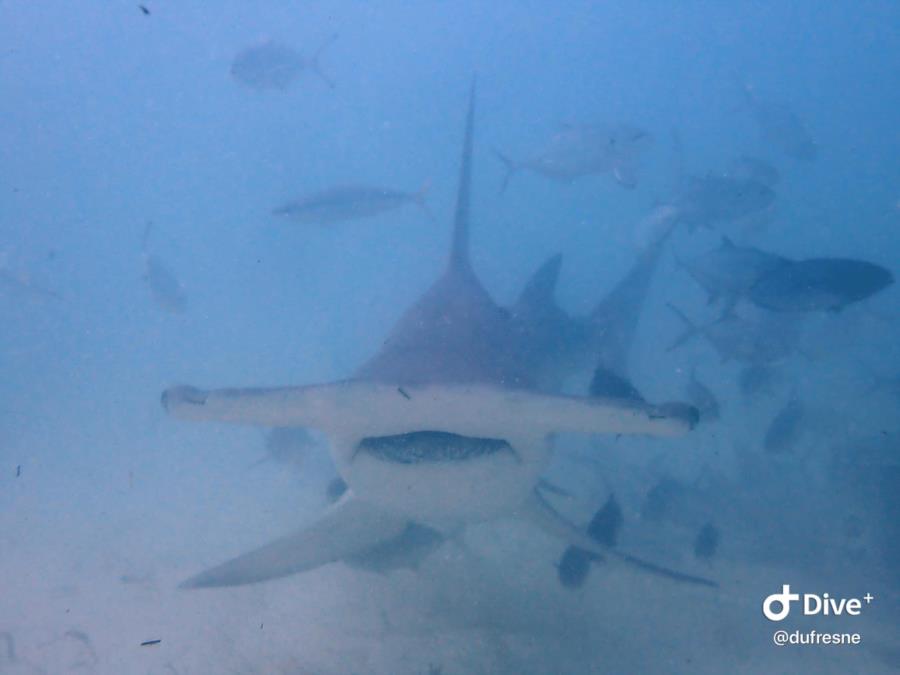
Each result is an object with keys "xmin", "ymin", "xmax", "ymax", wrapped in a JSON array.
[{"xmin": 355, "ymin": 430, "xmax": 519, "ymax": 464}]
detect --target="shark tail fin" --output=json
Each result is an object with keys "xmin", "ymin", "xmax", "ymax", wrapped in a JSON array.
[
  {"xmin": 666, "ymin": 302, "xmax": 701, "ymax": 352},
  {"xmin": 493, "ymin": 148, "xmax": 518, "ymax": 194},
  {"xmin": 309, "ymin": 33, "xmax": 338, "ymax": 89}
]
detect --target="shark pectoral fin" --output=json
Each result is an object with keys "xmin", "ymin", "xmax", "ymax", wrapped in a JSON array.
[
  {"xmin": 519, "ymin": 491, "xmax": 718, "ymax": 589},
  {"xmin": 180, "ymin": 497, "xmax": 408, "ymax": 589}
]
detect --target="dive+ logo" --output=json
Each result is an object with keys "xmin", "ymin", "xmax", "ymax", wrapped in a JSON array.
[{"xmin": 762, "ymin": 585, "xmax": 874, "ymax": 622}]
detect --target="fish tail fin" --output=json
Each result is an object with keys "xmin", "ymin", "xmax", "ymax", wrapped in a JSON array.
[
  {"xmin": 493, "ymin": 148, "xmax": 518, "ymax": 194},
  {"xmin": 666, "ymin": 302, "xmax": 700, "ymax": 352},
  {"xmin": 310, "ymin": 33, "xmax": 338, "ymax": 89}
]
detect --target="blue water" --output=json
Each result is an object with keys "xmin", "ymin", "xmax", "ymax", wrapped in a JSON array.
[{"xmin": 1, "ymin": 2, "xmax": 898, "ymax": 673}]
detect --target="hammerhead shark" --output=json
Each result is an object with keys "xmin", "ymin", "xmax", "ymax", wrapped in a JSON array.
[{"xmin": 161, "ymin": 82, "xmax": 704, "ymax": 589}]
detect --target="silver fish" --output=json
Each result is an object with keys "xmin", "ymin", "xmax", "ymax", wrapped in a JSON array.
[
  {"xmin": 671, "ymin": 174, "xmax": 775, "ymax": 230},
  {"xmin": 667, "ymin": 304, "xmax": 801, "ymax": 366},
  {"xmin": 763, "ymin": 387, "xmax": 804, "ymax": 453},
  {"xmin": 748, "ymin": 258, "xmax": 894, "ymax": 312},
  {"xmin": 742, "ymin": 83, "xmax": 817, "ymax": 161},
  {"xmin": 726, "ymin": 155, "xmax": 780, "ymax": 187},
  {"xmin": 738, "ymin": 364, "xmax": 781, "ymax": 400},
  {"xmin": 676, "ymin": 236, "xmax": 789, "ymax": 309},
  {"xmin": 141, "ymin": 224, "xmax": 186, "ymax": 313},
  {"xmin": 231, "ymin": 35, "xmax": 337, "ymax": 90},
  {"xmin": 273, "ymin": 184, "xmax": 430, "ymax": 225},
  {"xmin": 495, "ymin": 123, "xmax": 652, "ymax": 192}
]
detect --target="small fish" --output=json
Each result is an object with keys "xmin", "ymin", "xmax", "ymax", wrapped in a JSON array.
[
  {"xmin": 763, "ymin": 387, "xmax": 804, "ymax": 454},
  {"xmin": 669, "ymin": 174, "xmax": 776, "ymax": 230},
  {"xmin": 748, "ymin": 258, "xmax": 894, "ymax": 313},
  {"xmin": 138, "ymin": 4, "xmax": 150, "ymax": 15},
  {"xmin": 495, "ymin": 123, "xmax": 652, "ymax": 192},
  {"xmin": 738, "ymin": 364, "xmax": 780, "ymax": 400},
  {"xmin": 741, "ymin": 83, "xmax": 817, "ymax": 161},
  {"xmin": 231, "ymin": 35, "xmax": 337, "ymax": 90},
  {"xmin": 675, "ymin": 236, "xmax": 789, "ymax": 309},
  {"xmin": 15, "ymin": 465, "xmax": 21, "ymax": 477},
  {"xmin": 641, "ymin": 477, "xmax": 685, "ymax": 523},
  {"xmin": 685, "ymin": 368, "xmax": 720, "ymax": 422},
  {"xmin": 141, "ymin": 639, "xmax": 161, "ymax": 647},
  {"xmin": 273, "ymin": 183, "xmax": 430, "ymax": 226},
  {"xmin": 141, "ymin": 223, "xmax": 187, "ymax": 313},
  {"xmin": 725, "ymin": 155, "xmax": 780, "ymax": 187},
  {"xmin": 693, "ymin": 522, "xmax": 720, "ymax": 562},
  {"xmin": 667, "ymin": 303, "xmax": 800, "ymax": 366}
]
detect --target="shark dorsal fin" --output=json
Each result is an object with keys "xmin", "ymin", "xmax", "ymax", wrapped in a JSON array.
[
  {"xmin": 516, "ymin": 253, "xmax": 563, "ymax": 312},
  {"xmin": 449, "ymin": 78, "xmax": 476, "ymax": 274}
]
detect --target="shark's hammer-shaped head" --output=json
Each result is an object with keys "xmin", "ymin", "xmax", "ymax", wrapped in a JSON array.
[{"xmin": 162, "ymin": 380, "xmax": 695, "ymax": 524}]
